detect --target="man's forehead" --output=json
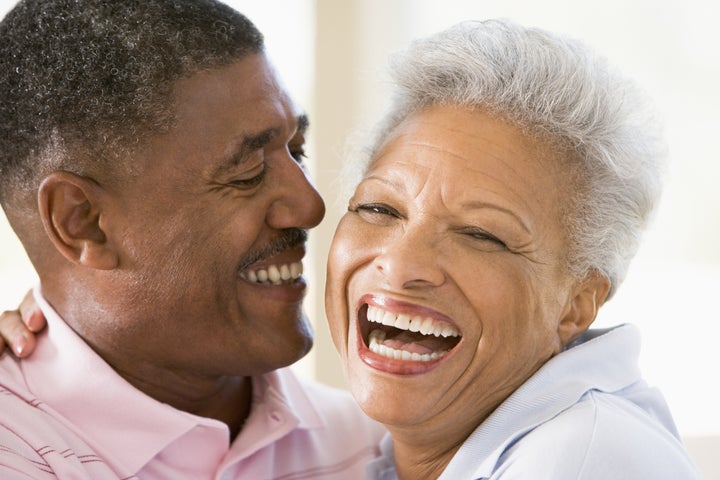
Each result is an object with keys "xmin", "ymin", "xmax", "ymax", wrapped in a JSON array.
[
  {"xmin": 239, "ymin": 111, "xmax": 308, "ymax": 145},
  {"xmin": 166, "ymin": 53, "xmax": 307, "ymax": 133},
  {"xmin": 170, "ymin": 53, "xmax": 288, "ymax": 109}
]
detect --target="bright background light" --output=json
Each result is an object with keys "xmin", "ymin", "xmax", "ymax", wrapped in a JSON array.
[{"xmin": 1, "ymin": 0, "xmax": 717, "ymax": 475}]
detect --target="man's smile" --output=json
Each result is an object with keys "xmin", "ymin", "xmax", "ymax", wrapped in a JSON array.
[{"xmin": 240, "ymin": 261, "xmax": 303, "ymax": 285}]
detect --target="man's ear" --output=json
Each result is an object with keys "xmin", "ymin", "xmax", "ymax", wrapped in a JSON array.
[
  {"xmin": 557, "ymin": 271, "xmax": 611, "ymax": 347},
  {"xmin": 37, "ymin": 171, "xmax": 118, "ymax": 270}
]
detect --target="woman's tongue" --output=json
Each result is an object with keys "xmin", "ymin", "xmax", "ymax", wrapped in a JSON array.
[{"xmin": 381, "ymin": 330, "xmax": 449, "ymax": 355}]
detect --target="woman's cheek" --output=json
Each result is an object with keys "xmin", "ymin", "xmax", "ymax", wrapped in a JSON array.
[{"xmin": 326, "ymin": 216, "xmax": 362, "ymax": 353}]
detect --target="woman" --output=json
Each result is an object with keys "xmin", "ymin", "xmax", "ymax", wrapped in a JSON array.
[
  {"xmin": 1, "ymin": 19, "xmax": 700, "ymax": 479},
  {"xmin": 324, "ymin": 20, "xmax": 699, "ymax": 479}
]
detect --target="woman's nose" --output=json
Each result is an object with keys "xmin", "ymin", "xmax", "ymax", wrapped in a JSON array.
[
  {"xmin": 266, "ymin": 157, "xmax": 326, "ymax": 230},
  {"xmin": 372, "ymin": 226, "xmax": 445, "ymax": 290}
]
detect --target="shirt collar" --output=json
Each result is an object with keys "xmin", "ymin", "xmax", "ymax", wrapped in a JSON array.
[
  {"xmin": 440, "ymin": 324, "xmax": 642, "ymax": 479},
  {"xmin": 365, "ymin": 434, "xmax": 397, "ymax": 480},
  {"xmin": 227, "ymin": 367, "xmax": 325, "ymax": 465},
  {"xmin": 364, "ymin": 326, "xmax": 642, "ymax": 480},
  {"xmin": 24, "ymin": 289, "xmax": 228, "ymax": 476},
  {"xmin": 259, "ymin": 366, "xmax": 325, "ymax": 430}
]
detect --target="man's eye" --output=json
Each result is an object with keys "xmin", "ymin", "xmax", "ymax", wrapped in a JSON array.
[{"xmin": 229, "ymin": 168, "xmax": 266, "ymax": 189}]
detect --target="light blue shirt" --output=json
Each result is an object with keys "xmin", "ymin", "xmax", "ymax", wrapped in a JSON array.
[{"xmin": 367, "ymin": 324, "xmax": 700, "ymax": 479}]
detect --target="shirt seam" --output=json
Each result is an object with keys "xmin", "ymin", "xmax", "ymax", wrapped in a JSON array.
[
  {"xmin": 268, "ymin": 445, "xmax": 381, "ymax": 480},
  {"xmin": 575, "ymin": 391, "xmax": 600, "ymax": 479}
]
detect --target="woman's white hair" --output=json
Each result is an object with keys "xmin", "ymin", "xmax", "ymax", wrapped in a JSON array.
[{"xmin": 348, "ymin": 19, "xmax": 666, "ymax": 298}]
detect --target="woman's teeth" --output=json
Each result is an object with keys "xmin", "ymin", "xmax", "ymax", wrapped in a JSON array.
[
  {"xmin": 366, "ymin": 305, "xmax": 460, "ymax": 338},
  {"xmin": 369, "ymin": 330, "xmax": 448, "ymax": 362},
  {"xmin": 240, "ymin": 262, "xmax": 303, "ymax": 285},
  {"xmin": 365, "ymin": 305, "xmax": 461, "ymax": 362}
]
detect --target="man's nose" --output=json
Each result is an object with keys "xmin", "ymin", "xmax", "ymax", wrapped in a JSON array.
[
  {"xmin": 265, "ymin": 156, "xmax": 326, "ymax": 230},
  {"xmin": 372, "ymin": 225, "xmax": 445, "ymax": 290}
]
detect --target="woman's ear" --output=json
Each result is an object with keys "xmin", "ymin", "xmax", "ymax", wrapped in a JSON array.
[
  {"xmin": 557, "ymin": 271, "xmax": 611, "ymax": 347},
  {"xmin": 37, "ymin": 172, "xmax": 119, "ymax": 270}
]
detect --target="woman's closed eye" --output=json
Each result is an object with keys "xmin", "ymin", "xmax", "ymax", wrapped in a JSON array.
[{"xmin": 459, "ymin": 227, "xmax": 508, "ymax": 249}]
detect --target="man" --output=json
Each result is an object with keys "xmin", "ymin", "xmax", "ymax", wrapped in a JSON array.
[{"xmin": 0, "ymin": 1, "xmax": 384, "ymax": 478}]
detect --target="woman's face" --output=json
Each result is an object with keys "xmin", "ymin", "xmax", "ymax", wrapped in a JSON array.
[{"xmin": 326, "ymin": 105, "xmax": 596, "ymax": 433}]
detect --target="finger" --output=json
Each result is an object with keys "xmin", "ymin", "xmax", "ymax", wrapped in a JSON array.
[
  {"xmin": 0, "ymin": 309, "xmax": 36, "ymax": 357},
  {"xmin": 19, "ymin": 290, "xmax": 45, "ymax": 333}
]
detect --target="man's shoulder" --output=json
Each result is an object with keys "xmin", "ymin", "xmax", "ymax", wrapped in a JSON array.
[{"xmin": 0, "ymin": 381, "xmax": 119, "ymax": 479}]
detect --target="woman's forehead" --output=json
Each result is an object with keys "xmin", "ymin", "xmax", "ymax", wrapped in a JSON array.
[{"xmin": 368, "ymin": 106, "xmax": 564, "ymax": 190}]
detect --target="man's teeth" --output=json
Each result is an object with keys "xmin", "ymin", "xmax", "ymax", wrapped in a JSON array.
[
  {"xmin": 366, "ymin": 305, "xmax": 460, "ymax": 338},
  {"xmin": 368, "ymin": 329, "xmax": 447, "ymax": 362},
  {"xmin": 240, "ymin": 262, "xmax": 302, "ymax": 285}
]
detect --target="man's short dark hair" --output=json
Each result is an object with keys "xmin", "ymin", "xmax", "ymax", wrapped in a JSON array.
[{"xmin": 0, "ymin": 0, "xmax": 264, "ymax": 204}]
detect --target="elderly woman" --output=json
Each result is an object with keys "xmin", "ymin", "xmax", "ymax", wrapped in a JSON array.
[
  {"xmin": 0, "ymin": 19, "xmax": 701, "ymax": 479},
  {"xmin": 325, "ymin": 20, "xmax": 699, "ymax": 479}
]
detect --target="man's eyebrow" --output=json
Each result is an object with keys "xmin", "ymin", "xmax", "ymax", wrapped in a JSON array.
[
  {"xmin": 216, "ymin": 114, "xmax": 309, "ymax": 175},
  {"xmin": 218, "ymin": 128, "xmax": 280, "ymax": 173},
  {"xmin": 239, "ymin": 129, "xmax": 279, "ymax": 160}
]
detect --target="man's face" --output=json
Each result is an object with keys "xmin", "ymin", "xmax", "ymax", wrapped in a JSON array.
[{"xmin": 91, "ymin": 53, "xmax": 325, "ymax": 376}]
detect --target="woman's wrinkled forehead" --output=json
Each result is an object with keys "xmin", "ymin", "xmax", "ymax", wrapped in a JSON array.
[
  {"xmin": 356, "ymin": 105, "xmax": 575, "ymax": 246},
  {"xmin": 368, "ymin": 106, "xmax": 563, "ymax": 176}
]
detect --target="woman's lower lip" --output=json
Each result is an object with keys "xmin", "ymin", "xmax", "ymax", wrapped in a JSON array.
[{"xmin": 356, "ymin": 334, "xmax": 449, "ymax": 375}]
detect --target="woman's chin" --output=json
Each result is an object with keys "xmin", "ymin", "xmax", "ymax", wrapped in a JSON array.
[
  {"xmin": 341, "ymin": 313, "xmax": 467, "ymax": 429},
  {"xmin": 345, "ymin": 362, "xmax": 447, "ymax": 429},
  {"xmin": 354, "ymin": 390, "xmax": 428, "ymax": 428}
]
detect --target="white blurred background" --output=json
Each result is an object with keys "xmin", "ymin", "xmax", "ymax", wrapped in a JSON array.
[{"xmin": 1, "ymin": 0, "xmax": 718, "ymax": 476}]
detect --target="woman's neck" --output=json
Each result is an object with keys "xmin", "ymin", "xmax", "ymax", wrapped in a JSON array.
[{"xmin": 386, "ymin": 419, "xmax": 473, "ymax": 480}]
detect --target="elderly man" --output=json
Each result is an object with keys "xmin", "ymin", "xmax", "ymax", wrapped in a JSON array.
[{"xmin": 0, "ymin": 1, "xmax": 383, "ymax": 478}]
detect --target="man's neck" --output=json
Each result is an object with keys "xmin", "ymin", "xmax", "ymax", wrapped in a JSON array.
[
  {"xmin": 111, "ymin": 364, "xmax": 253, "ymax": 440},
  {"xmin": 41, "ymin": 286, "xmax": 255, "ymax": 440}
]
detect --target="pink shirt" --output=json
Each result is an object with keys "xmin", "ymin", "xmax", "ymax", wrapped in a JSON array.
[{"xmin": 0, "ymin": 292, "xmax": 385, "ymax": 479}]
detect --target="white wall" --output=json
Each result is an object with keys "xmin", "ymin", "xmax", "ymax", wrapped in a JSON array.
[{"xmin": 0, "ymin": 4, "xmax": 40, "ymax": 309}]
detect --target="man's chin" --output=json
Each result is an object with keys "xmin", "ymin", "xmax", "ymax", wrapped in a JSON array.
[{"xmin": 253, "ymin": 324, "xmax": 314, "ymax": 374}]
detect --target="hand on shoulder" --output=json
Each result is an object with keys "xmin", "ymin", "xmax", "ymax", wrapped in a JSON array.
[{"xmin": 0, "ymin": 290, "xmax": 46, "ymax": 358}]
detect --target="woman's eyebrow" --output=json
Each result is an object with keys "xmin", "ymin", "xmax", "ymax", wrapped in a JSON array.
[{"xmin": 460, "ymin": 200, "xmax": 532, "ymax": 235}]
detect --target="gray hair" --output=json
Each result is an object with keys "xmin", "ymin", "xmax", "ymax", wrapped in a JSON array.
[
  {"xmin": 349, "ymin": 19, "xmax": 666, "ymax": 298},
  {"xmin": 0, "ymin": 0, "xmax": 263, "ymax": 205}
]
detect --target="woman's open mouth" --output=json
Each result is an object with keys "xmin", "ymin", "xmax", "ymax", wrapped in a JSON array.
[{"xmin": 357, "ymin": 302, "xmax": 462, "ymax": 372}]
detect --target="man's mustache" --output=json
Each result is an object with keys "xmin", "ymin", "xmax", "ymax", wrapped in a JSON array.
[{"xmin": 238, "ymin": 228, "xmax": 308, "ymax": 270}]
